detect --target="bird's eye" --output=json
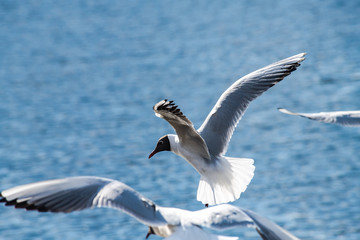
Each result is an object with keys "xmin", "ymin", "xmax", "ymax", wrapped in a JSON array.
[{"xmin": 159, "ymin": 140, "xmax": 163, "ymax": 145}]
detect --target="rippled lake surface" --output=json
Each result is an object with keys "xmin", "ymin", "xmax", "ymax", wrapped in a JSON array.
[{"xmin": 0, "ymin": 1, "xmax": 359, "ymax": 239}]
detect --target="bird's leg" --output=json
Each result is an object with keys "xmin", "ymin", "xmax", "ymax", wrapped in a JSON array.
[{"xmin": 145, "ymin": 227, "xmax": 155, "ymax": 239}]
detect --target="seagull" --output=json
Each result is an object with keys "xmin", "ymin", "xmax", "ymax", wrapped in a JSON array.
[
  {"xmin": 278, "ymin": 108, "xmax": 360, "ymax": 126},
  {"xmin": 0, "ymin": 176, "xmax": 300, "ymax": 240},
  {"xmin": 149, "ymin": 53, "xmax": 306, "ymax": 206}
]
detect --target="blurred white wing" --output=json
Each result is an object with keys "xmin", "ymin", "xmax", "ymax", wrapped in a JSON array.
[
  {"xmin": 278, "ymin": 108, "xmax": 360, "ymax": 127},
  {"xmin": 0, "ymin": 176, "xmax": 166, "ymax": 226},
  {"xmin": 165, "ymin": 225, "xmax": 238, "ymax": 240},
  {"xmin": 198, "ymin": 53, "xmax": 306, "ymax": 156},
  {"xmin": 187, "ymin": 204, "xmax": 299, "ymax": 240},
  {"xmin": 242, "ymin": 209, "xmax": 300, "ymax": 240},
  {"xmin": 188, "ymin": 204, "xmax": 255, "ymax": 230}
]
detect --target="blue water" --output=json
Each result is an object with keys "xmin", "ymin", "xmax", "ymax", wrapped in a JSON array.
[{"xmin": 0, "ymin": 0, "xmax": 359, "ymax": 239}]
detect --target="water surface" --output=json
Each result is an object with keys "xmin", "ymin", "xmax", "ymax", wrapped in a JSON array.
[{"xmin": 0, "ymin": 1, "xmax": 359, "ymax": 239}]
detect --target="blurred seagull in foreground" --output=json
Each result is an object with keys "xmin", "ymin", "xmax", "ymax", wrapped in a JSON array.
[
  {"xmin": 149, "ymin": 53, "xmax": 306, "ymax": 206},
  {"xmin": 0, "ymin": 176, "xmax": 300, "ymax": 240},
  {"xmin": 278, "ymin": 108, "xmax": 360, "ymax": 127}
]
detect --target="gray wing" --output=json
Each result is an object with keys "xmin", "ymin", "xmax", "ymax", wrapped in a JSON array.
[
  {"xmin": 278, "ymin": 108, "xmax": 360, "ymax": 127},
  {"xmin": 198, "ymin": 53, "xmax": 306, "ymax": 156},
  {"xmin": 0, "ymin": 176, "xmax": 166, "ymax": 226},
  {"xmin": 153, "ymin": 99, "xmax": 211, "ymax": 160},
  {"xmin": 242, "ymin": 209, "xmax": 300, "ymax": 240}
]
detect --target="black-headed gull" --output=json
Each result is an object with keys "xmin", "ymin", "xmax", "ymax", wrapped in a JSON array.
[
  {"xmin": 149, "ymin": 53, "xmax": 306, "ymax": 206},
  {"xmin": 0, "ymin": 176, "xmax": 299, "ymax": 240},
  {"xmin": 278, "ymin": 108, "xmax": 360, "ymax": 126}
]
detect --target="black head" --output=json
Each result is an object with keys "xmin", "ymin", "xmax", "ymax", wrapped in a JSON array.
[{"xmin": 149, "ymin": 135, "xmax": 170, "ymax": 159}]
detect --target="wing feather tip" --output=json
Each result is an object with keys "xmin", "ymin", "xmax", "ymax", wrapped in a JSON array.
[
  {"xmin": 278, "ymin": 107, "xmax": 297, "ymax": 115},
  {"xmin": 0, "ymin": 196, "xmax": 51, "ymax": 212},
  {"xmin": 153, "ymin": 99, "xmax": 188, "ymax": 120}
]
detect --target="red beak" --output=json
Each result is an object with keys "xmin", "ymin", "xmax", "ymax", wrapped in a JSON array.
[{"xmin": 148, "ymin": 150, "xmax": 157, "ymax": 159}]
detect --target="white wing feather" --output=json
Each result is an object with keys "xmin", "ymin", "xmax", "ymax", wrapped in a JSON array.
[
  {"xmin": 278, "ymin": 108, "xmax": 360, "ymax": 126},
  {"xmin": 188, "ymin": 204, "xmax": 255, "ymax": 230},
  {"xmin": 165, "ymin": 225, "xmax": 238, "ymax": 240},
  {"xmin": 242, "ymin": 209, "xmax": 300, "ymax": 240}
]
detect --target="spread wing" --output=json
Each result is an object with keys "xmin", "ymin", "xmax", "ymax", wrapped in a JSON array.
[
  {"xmin": 188, "ymin": 204, "xmax": 255, "ymax": 230},
  {"xmin": 0, "ymin": 176, "xmax": 166, "ymax": 226},
  {"xmin": 153, "ymin": 99, "xmax": 211, "ymax": 160},
  {"xmin": 188, "ymin": 204, "xmax": 299, "ymax": 240},
  {"xmin": 242, "ymin": 209, "xmax": 300, "ymax": 240},
  {"xmin": 198, "ymin": 53, "xmax": 306, "ymax": 156},
  {"xmin": 165, "ymin": 225, "xmax": 238, "ymax": 240},
  {"xmin": 278, "ymin": 108, "xmax": 360, "ymax": 127}
]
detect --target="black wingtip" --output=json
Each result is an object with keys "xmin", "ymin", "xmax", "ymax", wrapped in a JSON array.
[
  {"xmin": 0, "ymin": 192, "xmax": 8, "ymax": 203},
  {"xmin": 25, "ymin": 204, "xmax": 38, "ymax": 210},
  {"xmin": 0, "ymin": 197, "xmax": 50, "ymax": 212},
  {"xmin": 14, "ymin": 201, "xmax": 30, "ymax": 208},
  {"xmin": 156, "ymin": 100, "xmax": 184, "ymax": 117},
  {"xmin": 4, "ymin": 199, "xmax": 17, "ymax": 206},
  {"xmin": 25, "ymin": 204, "xmax": 50, "ymax": 212},
  {"xmin": 289, "ymin": 63, "xmax": 301, "ymax": 72}
]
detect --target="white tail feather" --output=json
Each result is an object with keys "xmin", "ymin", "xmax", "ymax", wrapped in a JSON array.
[{"xmin": 197, "ymin": 157, "xmax": 255, "ymax": 205}]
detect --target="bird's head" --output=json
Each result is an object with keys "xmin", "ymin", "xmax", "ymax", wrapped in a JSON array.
[{"xmin": 149, "ymin": 135, "xmax": 171, "ymax": 159}]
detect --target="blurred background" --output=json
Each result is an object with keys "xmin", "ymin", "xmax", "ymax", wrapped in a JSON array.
[{"xmin": 0, "ymin": 0, "xmax": 359, "ymax": 239}]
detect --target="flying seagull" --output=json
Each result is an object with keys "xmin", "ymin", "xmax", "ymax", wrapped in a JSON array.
[
  {"xmin": 278, "ymin": 108, "xmax": 360, "ymax": 127},
  {"xmin": 0, "ymin": 176, "xmax": 299, "ymax": 240},
  {"xmin": 149, "ymin": 53, "xmax": 306, "ymax": 206}
]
